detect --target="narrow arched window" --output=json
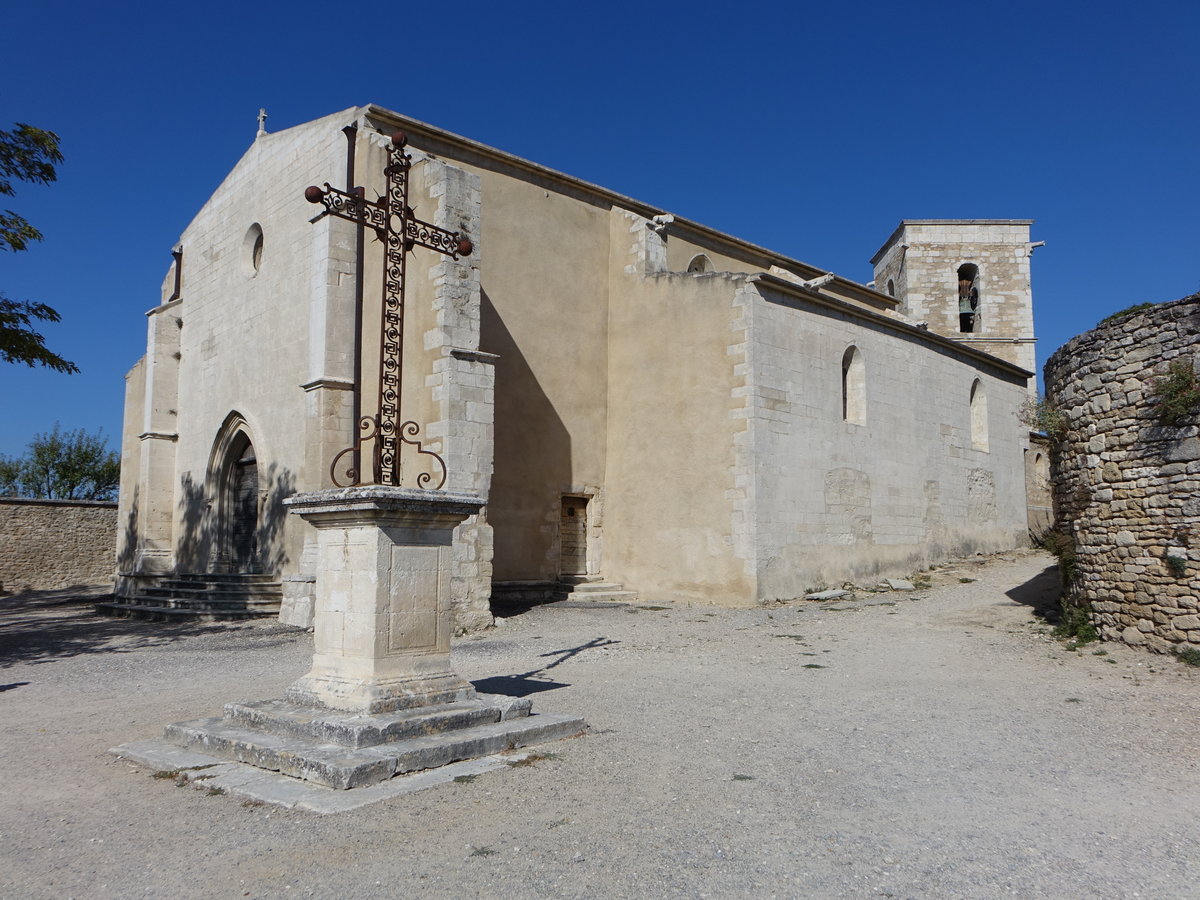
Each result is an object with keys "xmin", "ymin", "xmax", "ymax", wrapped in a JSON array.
[
  {"xmin": 886, "ymin": 278, "xmax": 895, "ymax": 297},
  {"xmin": 970, "ymin": 378, "xmax": 989, "ymax": 451},
  {"xmin": 687, "ymin": 253, "xmax": 712, "ymax": 274},
  {"xmin": 957, "ymin": 263, "xmax": 979, "ymax": 333},
  {"xmin": 842, "ymin": 346, "xmax": 866, "ymax": 425}
]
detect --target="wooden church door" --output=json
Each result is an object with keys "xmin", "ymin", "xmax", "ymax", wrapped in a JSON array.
[
  {"xmin": 560, "ymin": 496, "xmax": 588, "ymax": 576},
  {"xmin": 230, "ymin": 443, "xmax": 259, "ymax": 572}
]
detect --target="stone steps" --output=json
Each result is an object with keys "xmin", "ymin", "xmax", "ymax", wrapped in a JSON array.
[
  {"xmin": 96, "ymin": 573, "xmax": 282, "ymax": 621},
  {"xmin": 552, "ymin": 580, "xmax": 638, "ymax": 603},
  {"xmin": 163, "ymin": 701, "xmax": 586, "ymax": 790}
]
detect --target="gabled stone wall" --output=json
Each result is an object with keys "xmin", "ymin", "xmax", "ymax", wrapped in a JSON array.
[
  {"xmin": 1044, "ymin": 295, "xmax": 1200, "ymax": 652},
  {"xmin": 0, "ymin": 499, "xmax": 118, "ymax": 593}
]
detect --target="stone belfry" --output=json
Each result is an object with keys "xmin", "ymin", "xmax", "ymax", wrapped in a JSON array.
[{"xmin": 870, "ymin": 220, "xmax": 1039, "ymax": 375}]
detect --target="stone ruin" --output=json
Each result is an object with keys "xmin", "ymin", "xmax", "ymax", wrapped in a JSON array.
[{"xmin": 1044, "ymin": 294, "xmax": 1200, "ymax": 653}]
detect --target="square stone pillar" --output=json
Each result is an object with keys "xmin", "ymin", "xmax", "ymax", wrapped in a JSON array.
[{"xmin": 283, "ymin": 486, "xmax": 484, "ymax": 714}]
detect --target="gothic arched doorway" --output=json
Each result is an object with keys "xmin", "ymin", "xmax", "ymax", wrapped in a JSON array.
[{"xmin": 227, "ymin": 435, "xmax": 259, "ymax": 572}]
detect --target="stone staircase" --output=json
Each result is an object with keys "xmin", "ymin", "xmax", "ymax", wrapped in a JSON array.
[
  {"xmin": 552, "ymin": 575, "xmax": 638, "ymax": 603},
  {"xmin": 96, "ymin": 573, "xmax": 283, "ymax": 621},
  {"xmin": 155, "ymin": 694, "xmax": 585, "ymax": 790}
]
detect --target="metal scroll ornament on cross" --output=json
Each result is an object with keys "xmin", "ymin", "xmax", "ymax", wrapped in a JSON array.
[{"xmin": 304, "ymin": 130, "xmax": 474, "ymax": 490}]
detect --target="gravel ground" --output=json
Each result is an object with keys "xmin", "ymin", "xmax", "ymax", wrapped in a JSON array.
[{"xmin": 2, "ymin": 550, "xmax": 1199, "ymax": 899}]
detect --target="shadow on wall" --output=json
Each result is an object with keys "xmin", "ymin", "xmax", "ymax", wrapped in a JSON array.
[
  {"xmin": 174, "ymin": 462, "xmax": 296, "ymax": 575},
  {"xmin": 118, "ymin": 487, "xmax": 139, "ymax": 573},
  {"xmin": 481, "ymin": 287, "xmax": 572, "ymax": 582}
]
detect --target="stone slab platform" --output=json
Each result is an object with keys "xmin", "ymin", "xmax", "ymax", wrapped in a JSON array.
[
  {"xmin": 222, "ymin": 695, "xmax": 532, "ymax": 749},
  {"xmin": 164, "ymin": 710, "xmax": 586, "ymax": 790},
  {"xmin": 110, "ymin": 740, "xmax": 558, "ymax": 814}
]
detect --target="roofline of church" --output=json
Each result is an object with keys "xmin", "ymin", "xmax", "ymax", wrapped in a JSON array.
[
  {"xmin": 361, "ymin": 104, "xmax": 898, "ymax": 314},
  {"xmin": 355, "ymin": 105, "xmax": 1030, "ymax": 380},
  {"xmin": 750, "ymin": 272, "xmax": 1035, "ymax": 382},
  {"xmin": 868, "ymin": 219, "xmax": 1037, "ymax": 266}
]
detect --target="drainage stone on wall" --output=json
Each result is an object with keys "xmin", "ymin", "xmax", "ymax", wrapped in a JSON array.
[{"xmin": 1044, "ymin": 293, "xmax": 1200, "ymax": 653}]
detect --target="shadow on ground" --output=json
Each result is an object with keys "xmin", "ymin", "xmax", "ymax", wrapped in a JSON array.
[
  {"xmin": 0, "ymin": 585, "xmax": 264, "ymax": 668},
  {"xmin": 1005, "ymin": 563, "xmax": 1063, "ymax": 623},
  {"xmin": 472, "ymin": 636, "xmax": 620, "ymax": 697}
]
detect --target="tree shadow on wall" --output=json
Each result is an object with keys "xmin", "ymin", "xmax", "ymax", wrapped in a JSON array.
[
  {"xmin": 117, "ymin": 487, "xmax": 139, "ymax": 573},
  {"xmin": 174, "ymin": 463, "xmax": 296, "ymax": 575}
]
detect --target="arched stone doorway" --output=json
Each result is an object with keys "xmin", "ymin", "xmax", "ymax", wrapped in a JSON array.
[
  {"xmin": 228, "ymin": 435, "xmax": 259, "ymax": 572},
  {"xmin": 208, "ymin": 414, "xmax": 263, "ymax": 574}
]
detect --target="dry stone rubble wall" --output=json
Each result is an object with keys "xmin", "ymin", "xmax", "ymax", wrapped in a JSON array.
[{"xmin": 1044, "ymin": 295, "xmax": 1200, "ymax": 652}]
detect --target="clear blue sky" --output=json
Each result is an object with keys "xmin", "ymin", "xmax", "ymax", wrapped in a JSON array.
[{"xmin": 2, "ymin": 0, "xmax": 1197, "ymax": 458}]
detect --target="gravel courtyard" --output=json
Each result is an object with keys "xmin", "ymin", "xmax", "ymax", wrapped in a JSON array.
[{"xmin": 2, "ymin": 550, "xmax": 1199, "ymax": 899}]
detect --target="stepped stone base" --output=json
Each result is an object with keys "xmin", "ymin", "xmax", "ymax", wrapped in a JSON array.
[
  {"xmin": 98, "ymin": 573, "xmax": 282, "ymax": 621},
  {"xmin": 118, "ymin": 691, "xmax": 586, "ymax": 791}
]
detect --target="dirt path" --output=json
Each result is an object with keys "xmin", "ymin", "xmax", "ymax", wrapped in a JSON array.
[{"xmin": 2, "ymin": 551, "xmax": 1199, "ymax": 899}]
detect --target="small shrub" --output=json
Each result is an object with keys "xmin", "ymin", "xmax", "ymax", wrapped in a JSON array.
[
  {"xmin": 1019, "ymin": 394, "xmax": 1067, "ymax": 439},
  {"xmin": 1149, "ymin": 359, "xmax": 1200, "ymax": 425},
  {"xmin": 1053, "ymin": 601, "xmax": 1098, "ymax": 644},
  {"xmin": 1173, "ymin": 646, "xmax": 1200, "ymax": 667},
  {"xmin": 1165, "ymin": 554, "xmax": 1188, "ymax": 577},
  {"xmin": 1040, "ymin": 528, "xmax": 1079, "ymax": 586},
  {"xmin": 1099, "ymin": 302, "xmax": 1156, "ymax": 326}
]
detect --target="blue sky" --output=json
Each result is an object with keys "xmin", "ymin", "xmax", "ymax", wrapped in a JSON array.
[{"xmin": 2, "ymin": 0, "xmax": 1197, "ymax": 458}]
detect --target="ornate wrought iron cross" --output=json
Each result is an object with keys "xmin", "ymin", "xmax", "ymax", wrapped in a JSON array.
[{"xmin": 305, "ymin": 130, "xmax": 473, "ymax": 489}]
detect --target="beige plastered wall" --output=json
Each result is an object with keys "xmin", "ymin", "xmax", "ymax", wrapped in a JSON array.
[{"xmin": 603, "ymin": 225, "xmax": 757, "ymax": 604}]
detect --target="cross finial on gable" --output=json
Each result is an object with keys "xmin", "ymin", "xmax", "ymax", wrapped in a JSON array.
[{"xmin": 257, "ymin": 108, "xmax": 268, "ymax": 136}]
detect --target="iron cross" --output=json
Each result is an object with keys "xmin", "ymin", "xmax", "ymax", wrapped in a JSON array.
[{"xmin": 305, "ymin": 130, "xmax": 473, "ymax": 489}]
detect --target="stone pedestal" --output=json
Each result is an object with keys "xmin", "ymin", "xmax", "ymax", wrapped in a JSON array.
[
  {"xmin": 113, "ymin": 486, "xmax": 586, "ymax": 797},
  {"xmin": 282, "ymin": 486, "xmax": 485, "ymax": 713}
]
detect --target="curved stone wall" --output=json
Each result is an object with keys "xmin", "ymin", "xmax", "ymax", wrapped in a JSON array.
[{"xmin": 1044, "ymin": 294, "xmax": 1200, "ymax": 653}]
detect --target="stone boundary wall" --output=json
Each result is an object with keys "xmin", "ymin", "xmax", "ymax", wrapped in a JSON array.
[
  {"xmin": 1044, "ymin": 294, "xmax": 1200, "ymax": 653},
  {"xmin": 0, "ymin": 498, "xmax": 118, "ymax": 594}
]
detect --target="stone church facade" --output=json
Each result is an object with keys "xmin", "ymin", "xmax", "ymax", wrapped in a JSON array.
[{"xmin": 114, "ymin": 104, "xmax": 1039, "ymax": 628}]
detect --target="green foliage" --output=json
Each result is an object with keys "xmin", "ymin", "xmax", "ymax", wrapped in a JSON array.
[
  {"xmin": 1053, "ymin": 603, "xmax": 1098, "ymax": 645},
  {"xmin": 0, "ymin": 294, "xmax": 78, "ymax": 373},
  {"xmin": 1019, "ymin": 393, "xmax": 1067, "ymax": 439},
  {"xmin": 1098, "ymin": 302, "xmax": 1156, "ymax": 326},
  {"xmin": 0, "ymin": 122, "xmax": 74, "ymax": 373},
  {"xmin": 1149, "ymin": 359, "xmax": 1200, "ymax": 426},
  {"xmin": 0, "ymin": 123, "xmax": 63, "ymax": 253},
  {"xmin": 1039, "ymin": 528, "xmax": 1078, "ymax": 585},
  {"xmin": 1165, "ymin": 554, "xmax": 1188, "ymax": 577},
  {"xmin": 1173, "ymin": 646, "xmax": 1200, "ymax": 667},
  {"xmin": 0, "ymin": 424, "xmax": 119, "ymax": 500}
]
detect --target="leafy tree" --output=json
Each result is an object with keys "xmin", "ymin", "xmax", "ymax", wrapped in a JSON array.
[
  {"xmin": 0, "ymin": 425, "xmax": 120, "ymax": 500},
  {"xmin": 0, "ymin": 122, "xmax": 76, "ymax": 373}
]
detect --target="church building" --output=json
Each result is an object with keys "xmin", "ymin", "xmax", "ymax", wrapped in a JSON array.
[{"xmin": 110, "ymin": 104, "xmax": 1040, "ymax": 628}]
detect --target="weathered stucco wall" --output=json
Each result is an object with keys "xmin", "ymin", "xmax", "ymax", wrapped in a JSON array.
[
  {"xmin": 1045, "ymin": 295, "xmax": 1200, "ymax": 653},
  {"xmin": 0, "ymin": 499, "xmax": 117, "ymax": 593},
  {"xmin": 746, "ymin": 284, "xmax": 1031, "ymax": 597}
]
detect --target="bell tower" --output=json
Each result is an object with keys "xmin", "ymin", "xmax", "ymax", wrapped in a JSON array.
[{"xmin": 870, "ymin": 219, "xmax": 1038, "ymax": 375}]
